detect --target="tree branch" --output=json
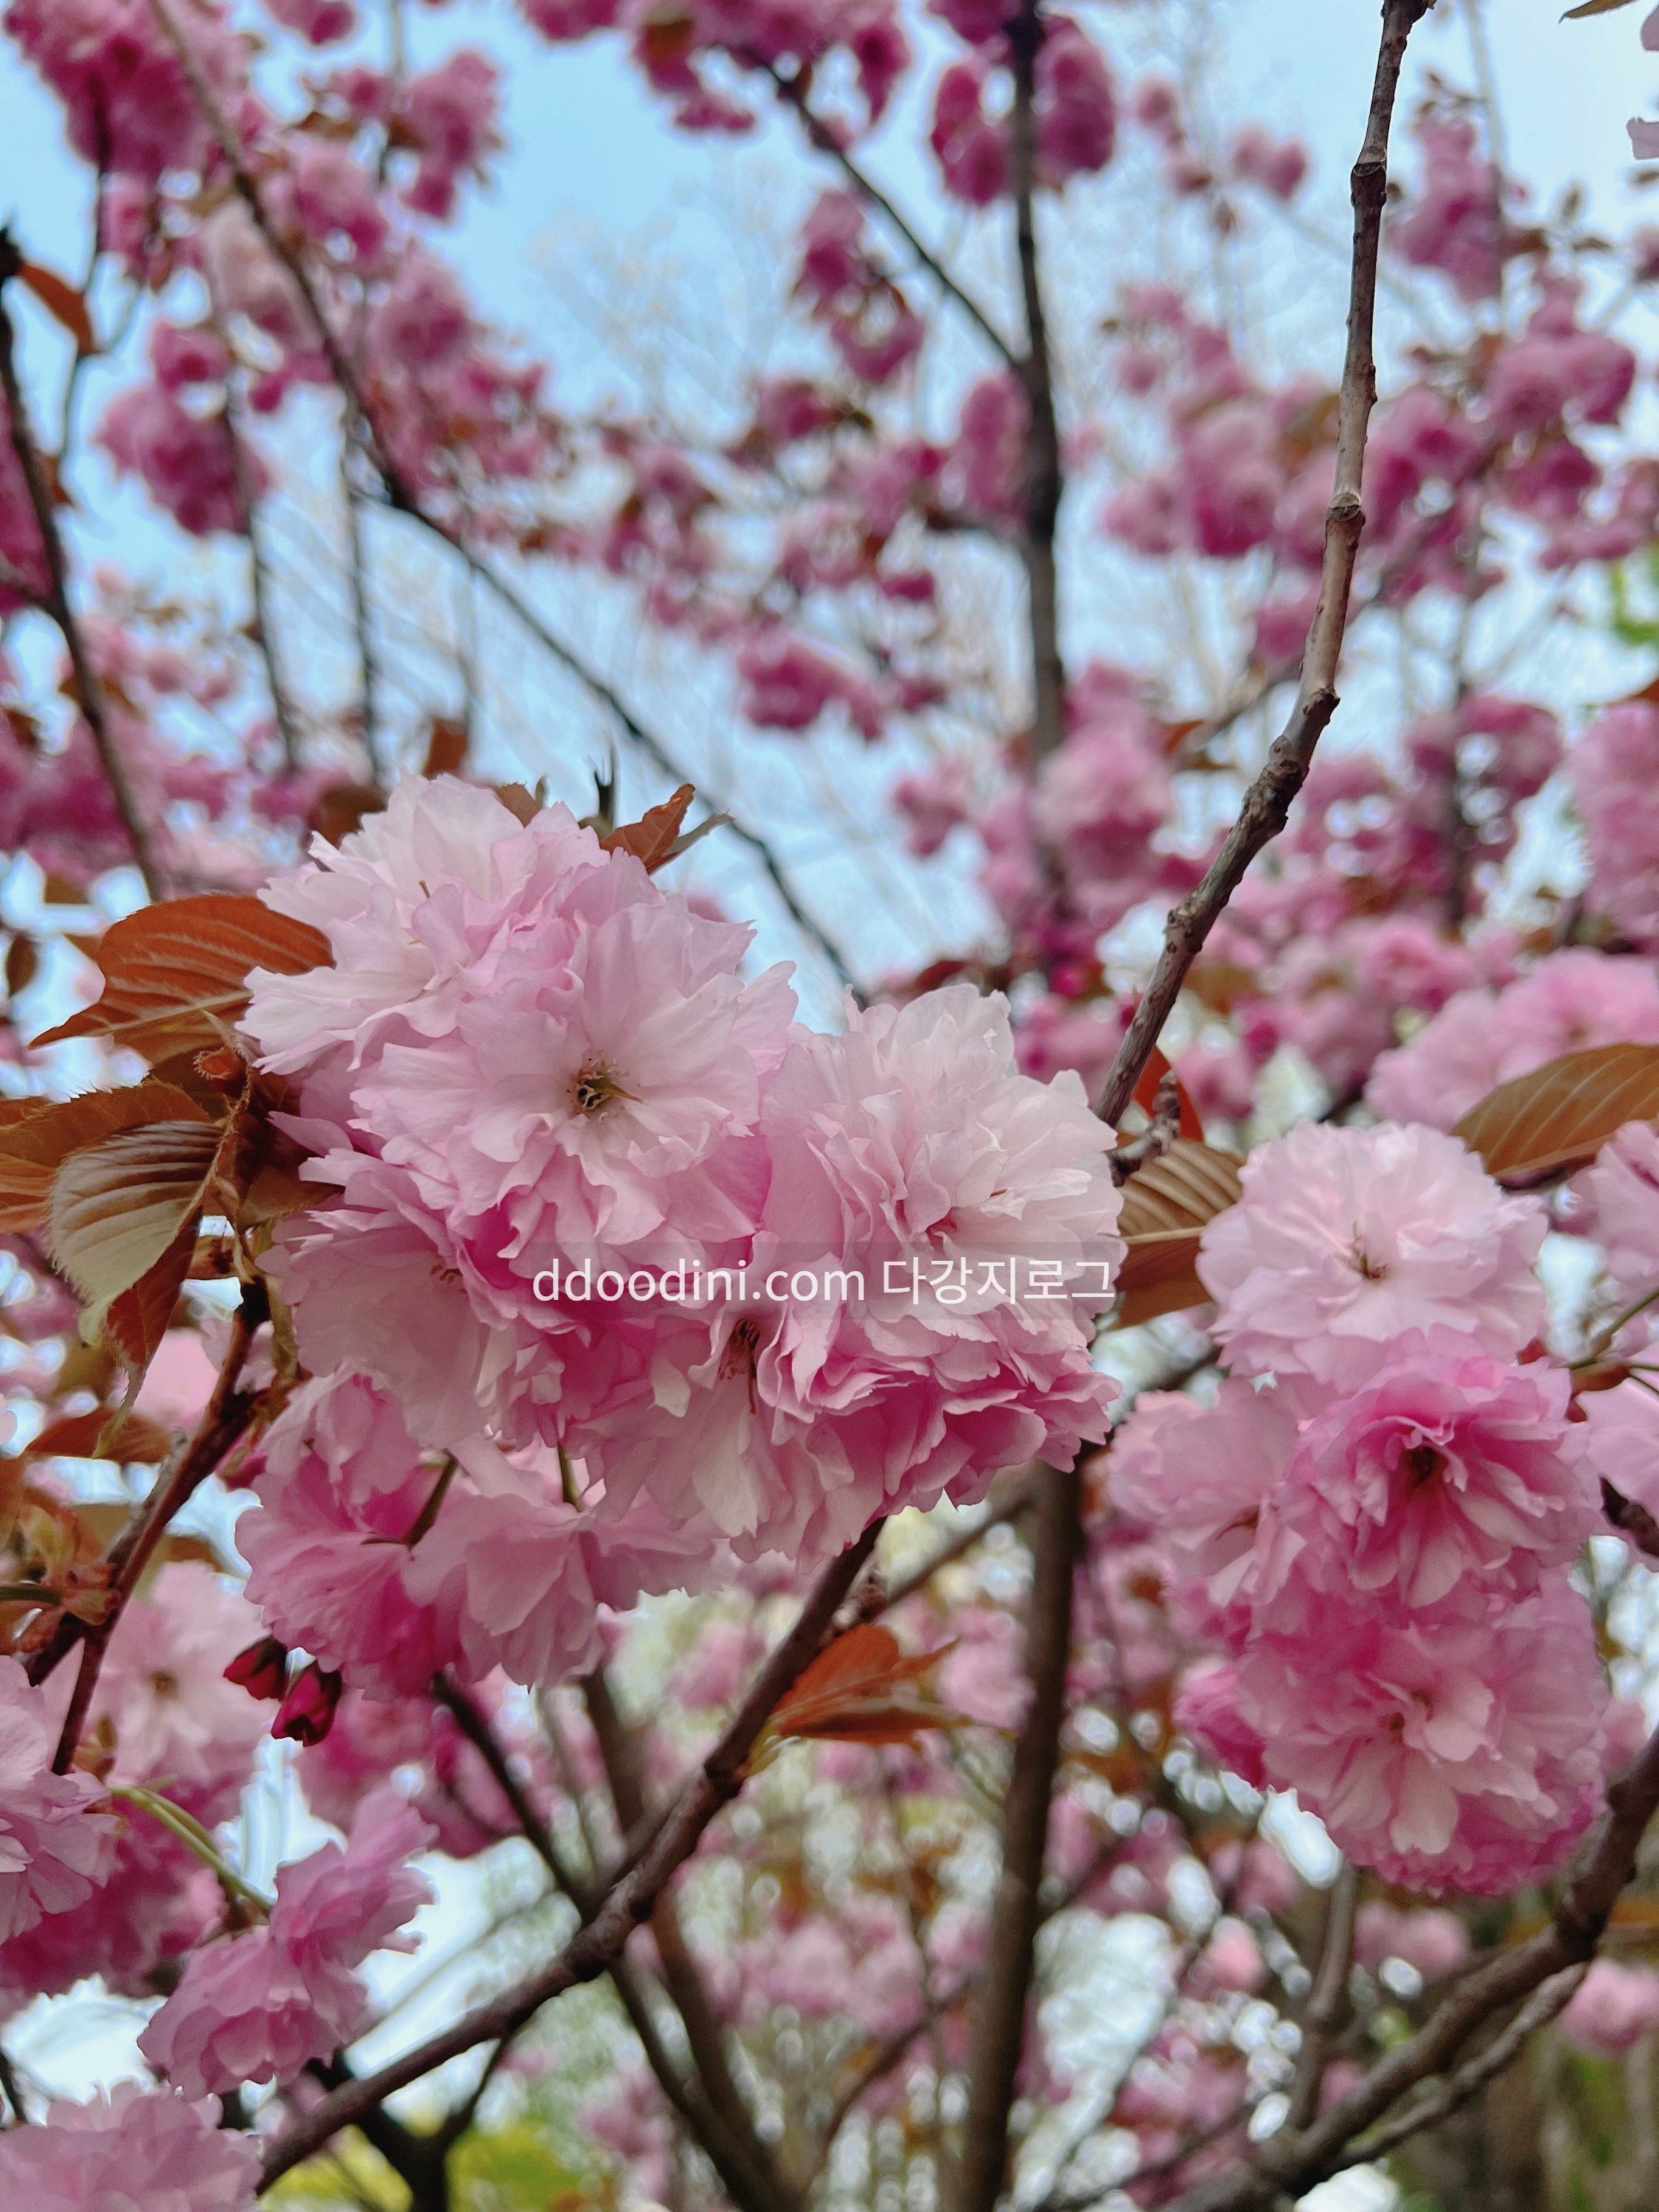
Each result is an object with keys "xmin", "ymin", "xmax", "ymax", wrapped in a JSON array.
[
  {"xmin": 1007, "ymin": 1, "xmax": 1066, "ymax": 769},
  {"xmin": 1165, "ymin": 1719, "xmax": 1659, "ymax": 2211},
  {"xmin": 1095, "ymin": 0, "xmax": 1433, "ymax": 1127},
  {"xmin": 951, "ymin": 1461, "xmax": 1082, "ymax": 2212},
  {"xmin": 37, "ymin": 1281, "xmax": 266, "ymax": 1750},
  {"xmin": 765, "ymin": 67, "xmax": 1022, "ymax": 370},
  {"xmin": 142, "ymin": 0, "xmax": 858, "ymax": 996},
  {"xmin": 0, "ymin": 234, "xmax": 162, "ymax": 899},
  {"xmin": 257, "ymin": 1522, "xmax": 882, "ymax": 2191},
  {"xmin": 1285, "ymin": 1863, "xmax": 1358, "ymax": 2131}
]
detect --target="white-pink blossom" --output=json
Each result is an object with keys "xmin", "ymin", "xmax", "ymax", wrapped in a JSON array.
[
  {"xmin": 1197, "ymin": 1120, "xmax": 1547, "ymax": 1391},
  {"xmin": 0, "ymin": 1656, "xmax": 116, "ymax": 1944},
  {"xmin": 139, "ymin": 1786, "xmax": 434, "ymax": 2096},
  {"xmin": 0, "ymin": 2083, "xmax": 259, "ymax": 2209}
]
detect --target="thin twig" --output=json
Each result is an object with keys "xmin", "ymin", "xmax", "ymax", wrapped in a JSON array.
[
  {"xmin": 32, "ymin": 1283, "xmax": 265, "ymax": 1732},
  {"xmin": 953, "ymin": 1461, "xmax": 1082, "ymax": 2212},
  {"xmin": 1096, "ymin": 0, "xmax": 1434, "ymax": 1127},
  {"xmin": 765, "ymin": 66, "xmax": 1020, "ymax": 370},
  {"xmin": 1006, "ymin": 0, "xmax": 1066, "ymax": 768},
  {"xmin": 1164, "ymin": 1719, "xmax": 1659, "ymax": 2211},
  {"xmin": 257, "ymin": 1520, "xmax": 882, "ymax": 2190},
  {"xmin": 1285, "ymin": 1863, "xmax": 1358, "ymax": 2130},
  {"xmin": 142, "ymin": 0, "xmax": 857, "ymax": 995},
  {"xmin": 0, "ymin": 236, "xmax": 161, "ymax": 898},
  {"xmin": 1338, "ymin": 1965, "xmax": 1587, "ymax": 2168}
]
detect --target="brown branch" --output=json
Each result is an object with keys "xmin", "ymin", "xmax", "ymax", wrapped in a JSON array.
[
  {"xmin": 1165, "ymin": 1719, "xmax": 1659, "ymax": 2211},
  {"xmin": 0, "ymin": 234, "xmax": 163, "ymax": 899},
  {"xmin": 142, "ymin": 0, "xmax": 858, "ymax": 996},
  {"xmin": 428, "ymin": 1676, "xmax": 778, "ymax": 2204},
  {"xmin": 341, "ymin": 464, "xmax": 384, "ymax": 787},
  {"xmin": 257, "ymin": 1521, "xmax": 882, "ymax": 2191},
  {"xmin": 1285, "ymin": 1863, "xmax": 1358, "ymax": 2131},
  {"xmin": 952, "ymin": 1462, "xmax": 1082, "ymax": 2212},
  {"xmin": 582, "ymin": 1669, "xmax": 803, "ymax": 2212},
  {"xmin": 765, "ymin": 67, "xmax": 1020, "ymax": 370},
  {"xmin": 44, "ymin": 1282, "xmax": 266, "ymax": 1765},
  {"xmin": 1006, "ymin": 1, "xmax": 1065, "ymax": 770},
  {"xmin": 1095, "ymin": 0, "xmax": 1433, "ymax": 1129},
  {"xmin": 875, "ymin": 1464, "xmax": 1042, "ymax": 1616},
  {"xmin": 1337, "ymin": 1964, "xmax": 1587, "ymax": 2169}
]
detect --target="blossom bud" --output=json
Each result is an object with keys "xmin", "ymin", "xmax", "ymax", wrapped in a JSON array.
[
  {"xmin": 223, "ymin": 1635, "xmax": 290, "ymax": 1703},
  {"xmin": 271, "ymin": 1661, "xmax": 343, "ymax": 1745}
]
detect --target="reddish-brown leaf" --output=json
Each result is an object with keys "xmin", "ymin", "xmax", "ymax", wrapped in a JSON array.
[
  {"xmin": 33, "ymin": 894, "xmax": 330, "ymax": 1060},
  {"xmin": 49, "ymin": 1121, "xmax": 220, "ymax": 1332},
  {"xmin": 602, "ymin": 784, "xmax": 696, "ymax": 872},
  {"xmin": 493, "ymin": 782, "xmax": 540, "ymax": 826},
  {"xmin": 27, "ymin": 1408, "xmax": 175, "ymax": 1464},
  {"xmin": 1128, "ymin": 1045, "xmax": 1204, "ymax": 1142},
  {"xmin": 18, "ymin": 260, "xmax": 95, "ymax": 355},
  {"xmin": 767, "ymin": 1624, "xmax": 966, "ymax": 1749},
  {"xmin": 0, "ymin": 1083, "xmax": 212, "ymax": 1234},
  {"xmin": 1113, "ymin": 1139, "xmax": 1243, "ymax": 1329},
  {"xmin": 422, "ymin": 715, "xmax": 469, "ymax": 779},
  {"xmin": 1453, "ymin": 1043, "xmax": 1659, "ymax": 1186}
]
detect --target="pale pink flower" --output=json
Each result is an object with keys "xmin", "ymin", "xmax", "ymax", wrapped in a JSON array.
[
  {"xmin": 1561, "ymin": 1961, "xmax": 1659, "ymax": 2056},
  {"xmin": 1354, "ymin": 1902, "xmax": 1470, "ymax": 1980},
  {"xmin": 1198, "ymin": 1121, "xmax": 1547, "ymax": 1391},
  {"xmin": 1236, "ymin": 1579, "xmax": 1604, "ymax": 1894},
  {"xmin": 355, "ymin": 863, "xmax": 794, "ymax": 1263},
  {"xmin": 578, "ymin": 987, "xmax": 1123, "ymax": 1561},
  {"xmin": 1108, "ymin": 1380, "xmax": 1300, "ymax": 1635},
  {"xmin": 237, "ymin": 1371, "xmax": 462, "ymax": 1697},
  {"xmin": 244, "ymin": 775, "xmax": 605, "ymax": 1074},
  {"xmin": 1578, "ymin": 1378, "xmax": 1659, "ymax": 1531},
  {"xmin": 1172, "ymin": 1660, "xmax": 1266, "ymax": 1787},
  {"xmin": 1267, "ymin": 1351, "xmax": 1595, "ymax": 1610},
  {"xmin": 0, "ymin": 1657, "xmax": 116, "ymax": 1944},
  {"xmin": 1366, "ymin": 950, "xmax": 1659, "ymax": 1130},
  {"xmin": 139, "ymin": 1786, "xmax": 434, "ymax": 2095},
  {"xmin": 1571, "ymin": 1119, "xmax": 1659, "ymax": 1304},
  {"xmin": 0, "ymin": 2082, "xmax": 259, "ymax": 2208}
]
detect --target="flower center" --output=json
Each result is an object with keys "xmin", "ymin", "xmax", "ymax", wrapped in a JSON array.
[
  {"xmin": 150, "ymin": 1670, "xmax": 180, "ymax": 1699},
  {"xmin": 570, "ymin": 1057, "xmax": 633, "ymax": 1118},
  {"xmin": 1405, "ymin": 1443, "xmax": 1444, "ymax": 1489},
  {"xmin": 1349, "ymin": 1234, "xmax": 1388, "ymax": 1281}
]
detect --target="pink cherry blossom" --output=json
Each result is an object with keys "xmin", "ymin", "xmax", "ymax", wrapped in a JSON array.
[
  {"xmin": 1267, "ymin": 1351, "xmax": 1595, "ymax": 1611},
  {"xmin": 1561, "ymin": 1961, "xmax": 1659, "ymax": 2056},
  {"xmin": 0, "ymin": 1656, "xmax": 116, "ymax": 1944},
  {"xmin": 1366, "ymin": 950, "xmax": 1659, "ymax": 1130},
  {"xmin": 139, "ymin": 1786, "xmax": 434, "ymax": 2096},
  {"xmin": 1236, "ymin": 1579, "xmax": 1604, "ymax": 1895},
  {"xmin": 1197, "ymin": 1121, "xmax": 1547, "ymax": 1391},
  {"xmin": 1571, "ymin": 1119, "xmax": 1659, "ymax": 1303},
  {"xmin": 237, "ymin": 1371, "xmax": 463, "ymax": 1697},
  {"xmin": 0, "ymin": 2082, "xmax": 260, "ymax": 2209},
  {"xmin": 1578, "ymin": 1379, "xmax": 1659, "ymax": 1533}
]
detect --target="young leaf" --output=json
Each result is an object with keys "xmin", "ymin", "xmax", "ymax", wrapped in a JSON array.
[
  {"xmin": 33, "ymin": 894, "xmax": 330, "ymax": 1060},
  {"xmin": 0, "ymin": 1082, "xmax": 212, "ymax": 1233},
  {"xmin": 1113, "ymin": 1139, "xmax": 1243, "ymax": 1329},
  {"xmin": 17, "ymin": 260, "xmax": 95, "ymax": 355},
  {"xmin": 49, "ymin": 1121, "xmax": 221, "ymax": 1345},
  {"xmin": 1563, "ymin": 0, "xmax": 1642, "ymax": 18},
  {"xmin": 601, "ymin": 783, "xmax": 697, "ymax": 871},
  {"xmin": 1452, "ymin": 1043, "xmax": 1659, "ymax": 1186},
  {"xmin": 27, "ymin": 1408, "xmax": 175, "ymax": 1465},
  {"xmin": 765, "ymin": 1623, "xmax": 967, "ymax": 1751}
]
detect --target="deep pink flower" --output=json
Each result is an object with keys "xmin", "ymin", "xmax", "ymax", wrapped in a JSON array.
[{"xmin": 1236, "ymin": 1579, "xmax": 1604, "ymax": 1894}]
